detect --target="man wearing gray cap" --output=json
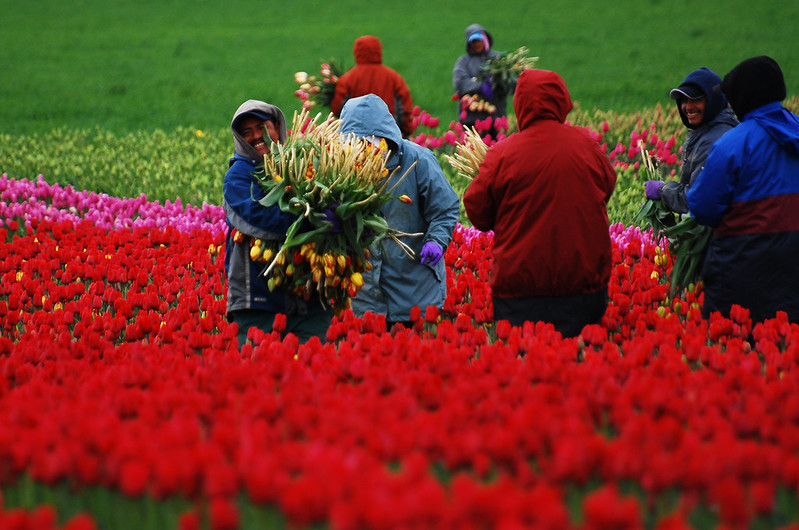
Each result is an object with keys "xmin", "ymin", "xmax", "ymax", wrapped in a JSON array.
[
  {"xmin": 644, "ymin": 67, "xmax": 737, "ymax": 213},
  {"xmin": 223, "ymin": 99, "xmax": 333, "ymax": 347}
]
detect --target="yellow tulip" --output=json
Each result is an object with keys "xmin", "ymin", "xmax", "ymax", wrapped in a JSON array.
[{"xmin": 350, "ymin": 271, "xmax": 364, "ymax": 289}]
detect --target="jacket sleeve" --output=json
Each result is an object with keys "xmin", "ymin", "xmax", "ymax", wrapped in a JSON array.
[
  {"xmin": 661, "ymin": 136, "xmax": 712, "ymax": 214},
  {"xmin": 599, "ymin": 150, "xmax": 617, "ymax": 203},
  {"xmin": 395, "ymin": 75, "xmax": 415, "ymax": 138},
  {"xmin": 686, "ymin": 143, "xmax": 736, "ymax": 227},
  {"xmin": 453, "ymin": 56, "xmax": 482, "ymax": 96},
  {"xmin": 661, "ymin": 128, "xmax": 721, "ymax": 214},
  {"xmin": 660, "ymin": 181, "xmax": 689, "ymax": 214},
  {"xmin": 330, "ymin": 73, "xmax": 350, "ymax": 117},
  {"xmin": 463, "ymin": 148, "xmax": 499, "ymax": 231},
  {"xmin": 224, "ymin": 164, "xmax": 296, "ymax": 237},
  {"xmin": 417, "ymin": 150, "xmax": 460, "ymax": 248}
]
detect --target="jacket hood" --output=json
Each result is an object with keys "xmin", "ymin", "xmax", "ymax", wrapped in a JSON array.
[
  {"xmin": 463, "ymin": 23, "xmax": 493, "ymax": 53},
  {"xmin": 339, "ymin": 94, "xmax": 403, "ymax": 152},
  {"xmin": 673, "ymin": 67, "xmax": 728, "ymax": 129},
  {"xmin": 513, "ymin": 69, "xmax": 573, "ymax": 130},
  {"xmin": 353, "ymin": 35, "xmax": 382, "ymax": 65},
  {"xmin": 230, "ymin": 100, "xmax": 287, "ymax": 161},
  {"xmin": 750, "ymin": 102, "xmax": 799, "ymax": 157},
  {"xmin": 722, "ymin": 55, "xmax": 787, "ymax": 121}
]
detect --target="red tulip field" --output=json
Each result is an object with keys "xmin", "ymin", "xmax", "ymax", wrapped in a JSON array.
[{"xmin": 1, "ymin": 170, "xmax": 799, "ymax": 530}]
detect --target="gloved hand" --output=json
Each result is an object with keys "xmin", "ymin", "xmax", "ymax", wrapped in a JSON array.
[
  {"xmin": 419, "ymin": 241, "xmax": 444, "ymax": 266},
  {"xmin": 645, "ymin": 180, "xmax": 665, "ymax": 200},
  {"xmin": 322, "ymin": 203, "xmax": 342, "ymax": 234},
  {"xmin": 480, "ymin": 77, "xmax": 495, "ymax": 99}
]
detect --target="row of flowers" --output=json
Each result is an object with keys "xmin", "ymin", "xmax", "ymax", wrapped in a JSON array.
[{"xmin": 2, "ymin": 174, "xmax": 799, "ymax": 528}]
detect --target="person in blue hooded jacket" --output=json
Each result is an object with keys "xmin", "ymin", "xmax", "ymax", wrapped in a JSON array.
[
  {"xmin": 224, "ymin": 99, "xmax": 333, "ymax": 346},
  {"xmin": 687, "ymin": 56, "xmax": 799, "ymax": 323},
  {"xmin": 645, "ymin": 67, "xmax": 738, "ymax": 213},
  {"xmin": 339, "ymin": 94, "xmax": 460, "ymax": 327}
]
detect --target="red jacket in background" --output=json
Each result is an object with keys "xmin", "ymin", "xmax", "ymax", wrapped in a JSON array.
[
  {"xmin": 463, "ymin": 69, "xmax": 616, "ymax": 298},
  {"xmin": 331, "ymin": 35, "xmax": 415, "ymax": 137}
]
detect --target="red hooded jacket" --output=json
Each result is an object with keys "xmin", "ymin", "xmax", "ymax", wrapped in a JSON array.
[
  {"xmin": 331, "ymin": 35, "xmax": 414, "ymax": 137},
  {"xmin": 463, "ymin": 69, "xmax": 616, "ymax": 298}
]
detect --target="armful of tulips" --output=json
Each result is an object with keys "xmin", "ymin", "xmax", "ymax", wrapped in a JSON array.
[{"xmin": 252, "ymin": 110, "xmax": 417, "ymax": 314}]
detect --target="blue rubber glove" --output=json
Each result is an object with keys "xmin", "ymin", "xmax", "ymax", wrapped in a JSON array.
[
  {"xmin": 480, "ymin": 77, "xmax": 495, "ymax": 100},
  {"xmin": 322, "ymin": 203, "xmax": 342, "ymax": 234},
  {"xmin": 645, "ymin": 180, "xmax": 665, "ymax": 200},
  {"xmin": 419, "ymin": 241, "xmax": 444, "ymax": 266}
]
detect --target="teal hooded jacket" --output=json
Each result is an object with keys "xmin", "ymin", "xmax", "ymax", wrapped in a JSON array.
[{"xmin": 339, "ymin": 95, "xmax": 460, "ymax": 322}]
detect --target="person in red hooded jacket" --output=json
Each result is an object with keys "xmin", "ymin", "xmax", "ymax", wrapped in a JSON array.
[
  {"xmin": 331, "ymin": 35, "xmax": 415, "ymax": 138},
  {"xmin": 463, "ymin": 68, "xmax": 617, "ymax": 337}
]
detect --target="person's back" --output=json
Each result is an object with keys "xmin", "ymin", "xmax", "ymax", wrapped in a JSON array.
[
  {"xmin": 464, "ymin": 69, "xmax": 616, "ymax": 336},
  {"xmin": 331, "ymin": 35, "xmax": 414, "ymax": 137},
  {"xmin": 687, "ymin": 56, "xmax": 799, "ymax": 323}
]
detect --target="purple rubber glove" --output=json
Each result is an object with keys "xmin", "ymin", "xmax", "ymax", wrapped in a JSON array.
[
  {"xmin": 419, "ymin": 241, "xmax": 443, "ymax": 266},
  {"xmin": 645, "ymin": 180, "xmax": 665, "ymax": 200},
  {"xmin": 480, "ymin": 78, "xmax": 495, "ymax": 100},
  {"xmin": 322, "ymin": 203, "xmax": 342, "ymax": 234}
]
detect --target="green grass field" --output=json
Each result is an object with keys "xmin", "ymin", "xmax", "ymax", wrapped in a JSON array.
[{"xmin": 2, "ymin": 0, "xmax": 798, "ymax": 135}]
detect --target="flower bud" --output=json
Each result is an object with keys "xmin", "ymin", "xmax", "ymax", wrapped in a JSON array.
[{"xmin": 350, "ymin": 271, "xmax": 364, "ymax": 288}]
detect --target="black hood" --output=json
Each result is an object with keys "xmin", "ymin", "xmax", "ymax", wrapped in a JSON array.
[{"xmin": 721, "ymin": 55, "xmax": 786, "ymax": 121}]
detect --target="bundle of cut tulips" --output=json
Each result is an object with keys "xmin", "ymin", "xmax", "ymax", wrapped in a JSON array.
[
  {"xmin": 633, "ymin": 139, "xmax": 711, "ymax": 297},
  {"xmin": 253, "ymin": 110, "xmax": 414, "ymax": 314},
  {"xmin": 480, "ymin": 46, "xmax": 539, "ymax": 98},
  {"xmin": 293, "ymin": 59, "xmax": 346, "ymax": 111},
  {"xmin": 444, "ymin": 126, "xmax": 489, "ymax": 180}
]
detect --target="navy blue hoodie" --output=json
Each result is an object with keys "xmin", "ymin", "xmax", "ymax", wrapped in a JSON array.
[
  {"xmin": 660, "ymin": 67, "xmax": 738, "ymax": 214},
  {"xmin": 223, "ymin": 100, "xmax": 295, "ymax": 315}
]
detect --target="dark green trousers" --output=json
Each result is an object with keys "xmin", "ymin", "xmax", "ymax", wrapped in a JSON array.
[{"xmin": 230, "ymin": 303, "xmax": 334, "ymax": 347}]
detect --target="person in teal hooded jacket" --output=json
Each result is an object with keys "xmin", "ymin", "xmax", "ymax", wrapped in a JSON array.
[
  {"xmin": 339, "ymin": 94, "xmax": 460, "ymax": 327},
  {"xmin": 687, "ymin": 56, "xmax": 799, "ymax": 323}
]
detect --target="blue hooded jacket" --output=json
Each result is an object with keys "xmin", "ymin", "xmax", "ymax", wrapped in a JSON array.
[
  {"xmin": 339, "ymin": 94, "xmax": 460, "ymax": 322},
  {"xmin": 687, "ymin": 100, "xmax": 799, "ymax": 322}
]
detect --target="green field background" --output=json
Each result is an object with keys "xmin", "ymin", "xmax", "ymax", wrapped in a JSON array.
[{"xmin": 2, "ymin": 0, "xmax": 798, "ymax": 135}]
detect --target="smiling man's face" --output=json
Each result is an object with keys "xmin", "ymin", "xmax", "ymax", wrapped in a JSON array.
[
  {"xmin": 238, "ymin": 115, "xmax": 279, "ymax": 155},
  {"xmin": 680, "ymin": 96, "xmax": 707, "ymax": 127}
]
